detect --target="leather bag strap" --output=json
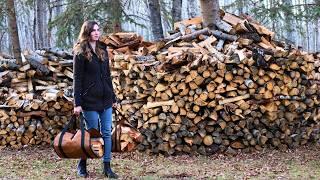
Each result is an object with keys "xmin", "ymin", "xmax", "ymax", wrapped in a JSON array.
[
  {"xmin": 80, "ymin": 114, "xmax": 96, "ymax": 158},
  {"xmin": 58, "ymin": 115, "xmax": 77, "ymax": 158},
  {"xmin": 113, "ymin": 108, "xmax": 121, "ymax": 152}
]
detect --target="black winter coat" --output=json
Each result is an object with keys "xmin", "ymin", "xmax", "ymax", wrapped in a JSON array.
[{"xmin": 73, "ymin": 42, "xmax": 116, "ymax": 111}]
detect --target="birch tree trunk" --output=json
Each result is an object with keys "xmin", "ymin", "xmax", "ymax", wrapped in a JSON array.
[
  {"xmin": 172, "ymin": 0, "xmax": 182, "ymax": 23},
  {"xmin": 0, "ymin": 32, "xmax": 5, "ymax": 52},
  {"xmin": 6, "ymin": 0, "xmax": 22, "ymax": 65},
  {"xmin": 0, "ymin": 5, "xmax": 4, "ymax": 52},
  {"xmin": 47, "ymin": 0, "xmax": 52, "ymax": 47},
  {"xmin": 315, "ymin": 0, "xmax": 320, "ymax": 51},
  {"xmin": 36, "ymin": 0, "xmax": 48, "ymax": 48},
  {"xmin": 199, "ymin": 0, "xmax": 220, "ymax": 29},
  {"xmin": 148, "ymin": 0, "xmax": 164, "ymax": 40},
  {"xmin": 187, "ymin": 0, "xmax": 198, "ymax": 18},
  {"xmin": 317, "ymin": 19, "xmax": 320, "ymax": 52},
  {"xmin": 305, "ymin": 0, "xmax": 310, "ymax": 51}
]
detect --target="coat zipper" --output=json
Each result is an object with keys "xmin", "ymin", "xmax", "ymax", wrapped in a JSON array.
[{"xmin": 82, "ymin": 82, "xmax": 95, "ymax": 96}]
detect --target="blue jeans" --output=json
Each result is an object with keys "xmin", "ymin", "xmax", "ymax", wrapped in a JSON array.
[{"xmin": 82, "ymin": 107, "xmax": 113, "ymax": 162}]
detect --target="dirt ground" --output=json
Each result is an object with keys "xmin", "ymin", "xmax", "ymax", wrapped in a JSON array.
[{"xmin": 0, "ymin": 145, "xmax": 320, "ymax": 179}]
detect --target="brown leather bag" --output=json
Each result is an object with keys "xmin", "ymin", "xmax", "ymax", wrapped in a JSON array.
[
  {"xmin": 53, "ymin": 115, "xmax": 103, "ymax": 159},
  {"xmin": 112, "ymin": 109, "xmax": 143, "ymax": 152}
]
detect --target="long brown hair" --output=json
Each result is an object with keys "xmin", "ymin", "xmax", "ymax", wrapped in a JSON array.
[{"xmin": 73, "ymin": 20, "xmax": 106, "ymax": 61}]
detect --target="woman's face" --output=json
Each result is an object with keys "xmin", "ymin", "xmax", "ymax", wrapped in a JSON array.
[{"xmin": 90, "ymin": 24, "xmax": 100, "ymax": 41}]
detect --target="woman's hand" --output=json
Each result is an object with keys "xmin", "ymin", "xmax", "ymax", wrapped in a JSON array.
[{"xmin": 74, "ymin": 106, "xmax": 83, "ymax": 116}]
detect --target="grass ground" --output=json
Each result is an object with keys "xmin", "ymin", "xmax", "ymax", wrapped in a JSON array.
[{"xmin": 0, "ymin": 145, "xmax": 320, "ymax": 179}]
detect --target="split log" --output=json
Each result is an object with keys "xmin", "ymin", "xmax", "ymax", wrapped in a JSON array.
[{"xmin": 0, "ymin": 58, "xmax": 19, "ymax": 70}]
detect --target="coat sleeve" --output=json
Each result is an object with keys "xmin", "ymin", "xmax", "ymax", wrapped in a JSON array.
[
  {"xmin": 105, "ymin": 48, "xmax": 117, "ymax": 103},
  {"xmin": 73, "ymin": 54, "xmax": 85, "ymax": 106}
]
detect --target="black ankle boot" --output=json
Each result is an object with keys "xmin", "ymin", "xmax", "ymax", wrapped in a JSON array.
[
  {"xmin": 77, "ymin": 159, "xmax": 88, "ymax": 177},
  {"xmin": 104, "ymin": 162, "xmax": 118, "ymax": 179}
]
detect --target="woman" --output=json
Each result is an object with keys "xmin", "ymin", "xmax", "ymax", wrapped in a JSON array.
[{"xmin": 73, "ymin": 20, "xmax": 118, "ymax": 178}]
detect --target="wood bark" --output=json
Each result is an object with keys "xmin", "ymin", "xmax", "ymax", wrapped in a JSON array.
[
  {"xmin": 36, "ymin": 0, "xmax": 48, "ymax": 48},
  {"xmin": 172, "ymin": 0, "xmax": 182, "ymax": 23},
  {"xmin": 47, "ymin": 0, "xmax": 52, "ymax": 47},
  {"xmin": 0, "ymin": 32, "xmax": 5, "ymax": 52},
  {"xmin": 187, "ymin": 0, "xmax": 198, "ymax": 18},
  {"xmin": 33, "ymin": 0, "xmax": 37, "ymax": 49},
  {"xmin": 316, "ymin": 0, "xmax": 320, "ymax": 51},
  {"xmin": 148, "ymin": 0, "xmax": 164, "ymax": 40},
  {"xmin": 6, "ymin": 0, "xmax": 22, "ymax": 65},
  {"xmin": 199, "ymin": 0, "xmax": 220, "ymax": 29}
]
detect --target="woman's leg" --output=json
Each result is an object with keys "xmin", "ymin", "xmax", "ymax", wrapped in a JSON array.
[
  {"xmin": 82, "ymin": 111, "xmax": 100, "ymax": 130},
  {"xmin": 99, "ymin": 107, "xmax": 118, "ymax": 178},
  {"xmin": 99, "ymin": 107, "xmax": 113, "ymax": 162},
  {"xmin": 76, "ymin": 111, "xmax": 99, "ymax": 177}
]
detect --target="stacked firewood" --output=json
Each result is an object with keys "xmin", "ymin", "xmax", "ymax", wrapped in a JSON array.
[
  {"xmin": 104, "ymin": 12, "xmax": 320, "ymax": 155},
  {"xmin": 0, "ymin": 48, "xmax": 142, "ymax": 151},
  {"xmin": 310, "ymin": 53, "xmax": 320, "ymax": 82},
  {"xmin": 0, "ymin": 48, "xmax": 74, "ymax": 149},
  {"xmin": 1, "ymin": 11, "xmax": 319, "ymax": 155}
]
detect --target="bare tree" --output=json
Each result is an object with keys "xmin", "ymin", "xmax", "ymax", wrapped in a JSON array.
[
  {"xmin": 33, "ymin": 0, "xmax": 37, "ymax": 49},
  {"xmin": 318, "ymin": 26, "xmax": 320, "ymax": 52},
  {"xmin": 0, "ymin": 4, "xmax": 5, "ymax": 52},
  {"xmin": 187, "ymin": 0, "xmax": 198, "ymax": 18},
  {"xmin": 172, "ymin": 0, "xmax": 182, "ymax": 23},
  {"xmin": 304, "ymin": 0, "xmax": 310, "ymax": 51},
  {"xmin": 36, "ymin": 0, "xmax": 48, "ymax": 48},
  {"xmin": 147, "ymin": 0, "xmax": 164, "ymax": 40},
  {"xmin": 315, "ymin": 0, "xmax": 320, "ymax": 51},
  {"xmin": 0, "ymin": 32, "xmax": 5, "ymax": 52},
  {"xmin": 47, "ymin": 0, "xmax": 53, "ymax": 47},
  {"xmin": 6, "ymin": 0, "xmax": 22, "ymax": 65},
  {"xmin": 199, "ymin": 0, "xmax": 220, "ymax": 29}
]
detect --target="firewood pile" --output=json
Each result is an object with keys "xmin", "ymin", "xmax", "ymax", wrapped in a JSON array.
[
  {"xmin": 0, "ymin": 49, "xmax": 75, "ymax": 149},
  {"xmin": 310, "ymin": 53, "xmax": 320, "ymax": 82},
  {"xmin": 103, "ymin": 11, "xmax": 320, "ymax": 155},
  {"xmin": 0, "ymin": 48, "xmax": 142, "ymax": 151},
  {"xmin": 1, "ymin": 11, "xmax": 319, "ymax": 155}
]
